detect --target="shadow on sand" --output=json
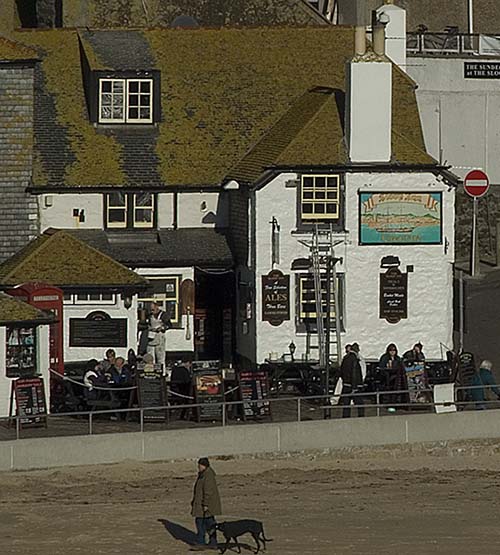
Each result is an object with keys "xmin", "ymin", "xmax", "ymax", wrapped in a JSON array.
[{"xmin": 158, "ymin": 519, "xmax": 255, "ymax": 552}]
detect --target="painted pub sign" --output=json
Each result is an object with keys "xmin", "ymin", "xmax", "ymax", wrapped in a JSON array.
[
  {"xmin": 360, "ymin": 192, "xmax": 442, "ymax": 245},
  {"xmin": 262, "ymin": 270, "xmax": 290, "ymax": 326},
  {"xmin": 380, "ymin": 267, "xmax": 408, "ymax": 324}
]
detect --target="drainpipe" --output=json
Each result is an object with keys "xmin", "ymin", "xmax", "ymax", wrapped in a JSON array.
[{"xmin": 468, "ymin": 0, "xmax": 474, "ymax": 34}]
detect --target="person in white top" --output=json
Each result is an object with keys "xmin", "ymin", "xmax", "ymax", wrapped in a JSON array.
[{"xmin": 147, "ymin": 302, "xmax": 171, "ymax": 369}]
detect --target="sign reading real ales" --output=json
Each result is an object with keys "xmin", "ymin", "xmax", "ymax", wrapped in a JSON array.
[
  {"xmin": 379, "ymin": 267, "xmax": 408, "ymax": 323},
  {"xmin": 262, "ymin": 270, "xmax": 290, "ymax": 326}
]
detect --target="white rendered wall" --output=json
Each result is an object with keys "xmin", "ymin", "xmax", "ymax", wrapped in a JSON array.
[
  {"xmin": 0, "ymin": 325, "xmax": 50, "ymax": 418},
  {"xmin": 377, "ymin": 3, "xmax": 407, "ymax": 68},
  {"xmin": 253, "ymin": 171, "xmax": 455, "ymax": 364},
  {"xmin": 137, "ymin": 266, "xmax": 195, "ymax": 353},
  {"xmin": 157, "ymin": 192, "xmax": 174, "ymax": 228},
  {"xmin": 177, "ymin": 192, "xmax": 228, "ymax": 228},
  {"xmin": 63, "ymin": 296, "xmax": 138, "ymax": 362},
  {"xmin": 39, "ymin": 194, "xmax": 103, "ymax": 230},
  {"xmin": 347, "ymin": 61, "xmax": 392, "ymax": 163},
  {"xmin": 408, "ymin": 57, "xmax": 500, "ymax": 183}
]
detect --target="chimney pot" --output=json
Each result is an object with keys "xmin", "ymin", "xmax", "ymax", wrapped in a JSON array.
[{"xmin": 354, "ymin": 26, "xmax": 367, "ymax": 56}]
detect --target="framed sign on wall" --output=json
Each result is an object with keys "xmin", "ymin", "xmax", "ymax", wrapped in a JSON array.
[{"xmin": 359, "ymin": 192, "xmax": 442, "ymax": 245}]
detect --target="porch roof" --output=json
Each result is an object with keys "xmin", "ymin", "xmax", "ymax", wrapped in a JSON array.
[
  {"xmin": 68, "ymin": 228, "xmax": 234, "ymax": 268},
  {"xmin": 0, "ymin": 229, "xmax": 148, "ymax": 289},
  {"xmin": 0, "ymin": 293, "xmax": 54, "ymax": 326}
]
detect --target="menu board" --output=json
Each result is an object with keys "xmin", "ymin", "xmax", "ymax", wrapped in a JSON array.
[
  {"xmin": 404, "ymin": 363, "xmax": 429, "ymax": 404},
  {"xmin": 11, "ymin": 377, "xmax": 47, "ymax": 428},
  {"xmin": 379, "ymin": 267, "xmax": 408, "ymax": 323},
  {"xmin": 238, "ymin": 371, "xmax": 271, "ymax": 421},
  {"xmin": 137, "ymin": 362, "xmax": 166, "ymax": 421},
  {"xmin": 193, "ymin": 361, "xmax": 224, "ymax": 422}
]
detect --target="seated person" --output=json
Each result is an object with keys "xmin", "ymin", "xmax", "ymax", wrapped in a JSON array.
[
  {"xmin": 83, "ymin": 361, "xmax": 108, "ymax": 402},
  {"xmin": 114, "ymin": 356, "xmax": 133, "ymax": 386},
  {"xmin": 403, "ymin": 342, "xmax": 426, "ymax": 365}
]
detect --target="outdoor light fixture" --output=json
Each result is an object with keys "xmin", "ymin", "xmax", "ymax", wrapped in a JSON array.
[
  {"xmin": 289, "ymin": 341, "xmax": 296, "ymax": 361},
  {"xmin": 123, "ymin": 295, "xmax": 132, "ymax": 309},
  {"xmin": 380, "ymin": 255, "xmax": 400, "ymax": 268}
]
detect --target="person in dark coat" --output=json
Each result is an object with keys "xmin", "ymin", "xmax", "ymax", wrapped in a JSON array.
[
  {"xmin": 170, "ymin": 361, "xmax": 192, "ymax": 420},
  {"xmin": 191, "ymin": 457, "xmax": 222, "ymax": 547},
  {"xmin": 379, "ymin": 343, "xmax": 408, "ymax": 409},
  {"xmin": 338, "ymin": 343, "xmax": 365, "ymax": 418},
  {"xmin": 403, "ymin": 342, "xmax": 426, "ymax": 365},
  {"xmin": 471, "ymin": 360, "xmax": 500, "ymax": 409}
]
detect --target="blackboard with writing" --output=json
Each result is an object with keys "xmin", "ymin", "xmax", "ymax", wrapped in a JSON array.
[
  {"xmin": 380, "ymin": 267, "xmax": 408, "ymax": 323},
  {"xmin": 69, "ymin": 312, "xmax": 127, "ymax": 347},
  {"xmin": 193, "ymin": 361, "xmax": 224, "ymax": 422},
  {"xmin": 238, "ymin": 371, "xmax": 271, "ymax": 421},
  {"xmin": 137, "ymin": 363, "xmax": 166, "ymax": 421},
  {"xmin": 11, "ymin": 377, "xmax": 47, "ymax": 428}
]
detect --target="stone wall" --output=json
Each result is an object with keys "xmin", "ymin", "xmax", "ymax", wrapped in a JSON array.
[{"xmin": 0, "ymin": 64, "xmax": 38, "ymax": 263}]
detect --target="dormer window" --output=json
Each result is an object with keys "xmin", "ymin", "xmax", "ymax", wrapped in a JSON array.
[
  {"xmin": 99, "ymin": 78, "xmax": 153, "ymax": 124},
  {"xmin": 105, "ymin": 192, "xmax": 156, "ymax": 229}
]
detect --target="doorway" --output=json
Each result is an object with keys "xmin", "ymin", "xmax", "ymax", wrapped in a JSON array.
[{"xmin": 194, "ymin": 269, "xmax": 234, "ymax": 362}]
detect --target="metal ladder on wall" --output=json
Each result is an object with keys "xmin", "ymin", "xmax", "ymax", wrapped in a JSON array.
[{"xmin": 307, "ymin": 224, "xmax": 342, "ymax": 369}]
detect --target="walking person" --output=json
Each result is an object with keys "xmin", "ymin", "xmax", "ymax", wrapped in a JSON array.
[
  {"xmin": 471, "ymin": 360, "xmax": 500, "ymax": 410},
  {"xmin": 338, "ymin": 342, "xmax": 365, "ymax": 418},
  {"xmin": 191, "ymin": 457, "xmax": 222, "ymax": 549}
]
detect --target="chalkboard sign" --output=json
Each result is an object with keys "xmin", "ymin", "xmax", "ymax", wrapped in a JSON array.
[
  {"xmin": 193, "ymin": 361, "xmax": 224, "ymax": 422},
  {"xmin": 10, "ymin": 377, "xmax": 47, "ymax": 428},
  {"xmin": 238, "ymin": 370, "xmax": 271, "ymax": 421},
  {"xmin": 379, "ymin": 267, "xmax": 408, "ymax": 323},
  {"xmin": 69, "ymin": 311, "xmax": 127, "ymax": 347},
  {"xmin": 137, "ymin": 362, "xmax": 166, "ymax": 421}
]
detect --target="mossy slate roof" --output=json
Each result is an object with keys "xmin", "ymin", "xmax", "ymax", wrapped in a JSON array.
[
  {"xmin": 0, "ymin": 230, "xmax": 148, "ymax": 288},
  {"xmin": 17, "ymin": 26, "xmax": 434, "ymax": 190},
  {"xmin": 0, "ymin": 293, "xmax": 54, "ymax": 325},
  {"xmin": 62, "ymin": 0, "xmax": 326, "ymax": 28},
  {"xmin": 0, "ymin": 36, "xmax": 38, "ymax": 60}
]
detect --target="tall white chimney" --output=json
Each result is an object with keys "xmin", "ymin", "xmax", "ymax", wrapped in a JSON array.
[
  {"xmin": 376, "ymin": 1, "xmax": 407, "ymax": 68},
  {"xmin": 346, "ymin": 24, "xmax": 392, "ymax": 163}
]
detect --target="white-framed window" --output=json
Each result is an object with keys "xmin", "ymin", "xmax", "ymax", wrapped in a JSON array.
[
  {"xmin": 133, "ymin": 192, "xmax": 154, "ymax": 228},
  {"xmin": 297, "ymin": 273, "xmax": 344, "ymax": 326},
  {"xmin": 138, "ymin": 276, "xmax": 181, "ymax": 326},
  {"xmin": 107, "ymin": 191, "xmax": 128, "ymax": 228},
  {"xmin": 99, "ymin": 78, "xmax": 153, "ymax": 124},
  {"xmin": 105, "ymin": 192, "xmax": 155, "ymax": 229},
  {"xmin": 64, "ymin": 293, "xmax": 116, "ymax": 305},
  {"xmin": 301, "ymin": 174, "xmax": 340, "ymax": 221}
]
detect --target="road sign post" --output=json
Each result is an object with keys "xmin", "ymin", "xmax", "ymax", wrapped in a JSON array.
[{"xmin": 464, "ymin": 170, "xmax": 489, "ymax": 277}]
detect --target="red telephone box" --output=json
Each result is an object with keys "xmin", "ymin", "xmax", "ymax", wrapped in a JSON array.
[{"xmin": 7, "ymin": 282, "xmax": 64, "ymax": 377}]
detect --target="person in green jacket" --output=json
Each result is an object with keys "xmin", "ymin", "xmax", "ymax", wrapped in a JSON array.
[
  {"xmin": 191, "ymin": 457, "xmax": 222, "ymax": 547},
  {"xmin": 471, "ymin": 360, "xmax": 500, "ymax": 410}
]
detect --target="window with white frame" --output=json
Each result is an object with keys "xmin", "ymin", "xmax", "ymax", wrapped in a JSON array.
[
  {"xmin": 301, "ymin": 174, "xmax": 340, "ymax": 222},
  {"xmin": 99, "ymin": 78, "xmax": 153, "ymax": 124},
  {"xmin": 297, "ymin": 273, "xmax": 344, "ymax": 328},
  {"xmin": 138, "ymin": 276, "xmax": 181, "ymax": 326},
  {"xmin": 105, "ymin": 192, "xmax": 155, "ymax": 229},
  {"xmin": 64, "ymin": 293, "xmax": 116, "ymax": 305}
]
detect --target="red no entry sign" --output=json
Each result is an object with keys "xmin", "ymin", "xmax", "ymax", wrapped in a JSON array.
[{"xmin": 464, "ymin": 169, "xmax": 489, "ymax": 198}]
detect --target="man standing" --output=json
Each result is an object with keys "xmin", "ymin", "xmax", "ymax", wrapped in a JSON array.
[
  {"xmin": 191, "ymin": 457, "xmax": 222, "ymax": 548},
  {"xmin": 471, "ymin": 360, "xmax": 500, "ymax": 410},
  {"xmin": 147, "ymin": 302, "xmax": 171, "ymax": 369},
  {"xmin": 338, "ymin": 342, "xmax": 365, "ymax": 418}
]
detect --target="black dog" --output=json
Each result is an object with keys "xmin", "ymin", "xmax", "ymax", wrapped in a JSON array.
[{"xmin": 214, "ymin": 519, "xmax": 272, "ymax": 554}]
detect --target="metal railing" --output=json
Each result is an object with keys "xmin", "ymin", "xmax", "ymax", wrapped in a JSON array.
[
  {"xmin": 2, "ymin": 383, "xmax": 499, "ymax": 441},
  {"xmin": 407, "ymin": 32, "xmax": 500, "ymax": 56}
]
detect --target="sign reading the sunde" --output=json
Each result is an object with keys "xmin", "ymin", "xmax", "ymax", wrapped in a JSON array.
[
  {"xmin": 379, "ymin": 267, "xmax": 408, "ymax": 324},
  {"xmin": 464, "ymin": 62, "xmax": 500, "ymax": 79},
  {"xmin": 262, "ymin": 270, "xmax": 290, "ymax": 326}
]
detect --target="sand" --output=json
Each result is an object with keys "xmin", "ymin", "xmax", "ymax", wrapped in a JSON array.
[{"xmin": 2, "ymin": 442, "xmax": 500, "ymax": 554}]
